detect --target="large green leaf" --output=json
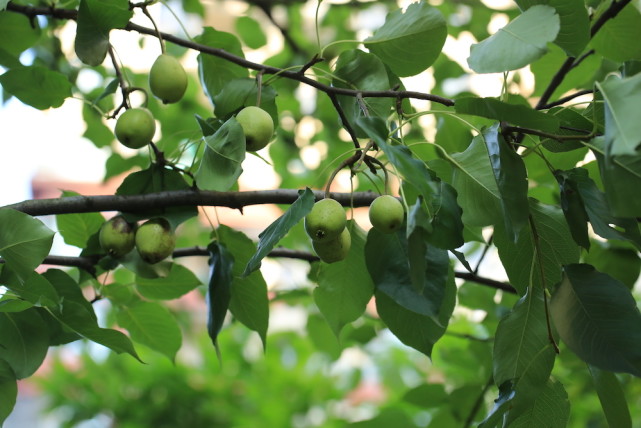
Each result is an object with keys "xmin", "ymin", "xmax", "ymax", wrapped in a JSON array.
[
  {"xmin": 0, "ymin": 11, "xmax": 41, "ymax": 57},
  {"xmin": 212, "ymin": 78, "xmax": 278, "ymax": 120},
  {"xmin": 135, "ymin": 263, "xmax": 201, "ymax": 300},
  {"xmin": 218, "ymin": 225, "xmax": 269, "ymax": 349},
  {"xmin": 550, "ymin": 264, "xmax": 641, "ymax": 377},
  {"xmin": 0, "ymin": 66, "xmax": 71, "ymax": 109},
  {"xmin": 313, "ymin": 221, "xmax": 375, "ymax": 338},
  {"xmin": 74, "ymin": 0, "xmax": 132, "ymax": 66},
  {"xmin": 590, "ymin": 3, "xmax": 641, "ymax": 63},
  {"xmin": 206, "ymin": 241, "xmax": 234, "ymax": 349},
  {"xmin": 588, "ymin": 366, "xmax": 632, "ymax": 428},
  {"xmin": 0, "ymin": 270, "xmax": 60, "ymax": 308},
  {"xmin": 0, "ymin": 208, "xmax": 54, "ymax": 281},
  {"xmin": 596, "ymin": 73, "xmax": 641, "ymax": 157},
  {"xmin": 0, "ymin": 359, "xmax": 17, "ymax": 426},
  {"xmin": 56, "ymin": 191, "xmax": 105, "ymax": 249},
  {"xmin": 194, "ymin": 117, "xmax": 246, "ymax": 191},
  {"xmin": 243, "ymin": 188, "xmax": 315, "ymax": 276},
  {"xmin": 0, "ymin": 309, "xmax": 50, "ymax": 379},
  {"xmin": 468, "ymin": 5, "xmax": 559, "ymax": 73},
  {"xmin": 116, "ymin": 301, "xmax": 182, "ymax": 362},
  {"xmin": 455, "ymin": 97, "xmax": 560, "ymax": 133},
  {"xmin": 195, "ymin": 27, "xmax": 248, "ymax": 105},
  {"xmin": 363, "ymin": 1, "xmax": 447, "ymax": 77}
]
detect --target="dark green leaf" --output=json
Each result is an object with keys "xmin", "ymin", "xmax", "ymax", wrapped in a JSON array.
[
  {"xmin": 455, "ymin": 97, "xmax": 560, "ymax": 132},
  {"xmin": 542, "ymin": 107, "xmax": 593, "ymax": 152},
  {"xmin": 194, "ymin": 117, "xmax": 246, "ymax": 191},
  {"xmin": 235, "ymin": 16, "xmax": 267, "ymax": 49},
  {"xmin": 550, "ymin": 264, "xmax": 641, "ymax": 376},
  {"xmin": 116, "ymin": 301, "xmax": 182, "ymax": 362},
  {"xmin": 0, "ymin": 66, "xmax": 71, "ymax": 109},
  {"xmin": 508, "ymin": 378, "xmax": 569, "ymax": 427},
  {"xmin": 598, "ymin": 148, "xmax": 641, "ymax": 218},
  {"xmin": 313, "ymin": 221, "xmax": 374, "ymax": 337},
  {"xmin": 243, "ymin": 188, "xmax": 315, "ymax": 276},
  {"xmin": 0, "ymin": 299, "xmax": 33, "ymax": 313},
  {"xmin": 0, "ymin": 359, "xmax": 17, "ymax": 426},
  {"xmin": 206, "ymin": 241, "xmax": 234, "ymax": 348},
  {"xmin": 596, "ymin": 73, "xmax": 641, "ymax": 156},
  {"xmin": 56, "ymin": 191, "xmax": 105, "ymax": 249},
  {"xmin": 468, "ymin": 5, "xmax": 559, "ymax": 73},
  {"xmin": 588, "ymin": 366, "xmax": 632, "ymax": 428},
  {"xmin": 0, "ymin": 11, "xmax": 41, "ymax": 57},
  {"xmin": 0, "ymin": 309, "xmax": 50, "ymax": 379},
  {"xmin": 363, "ymin": 1, "xmax": 447, "ymax": 77},
  {"xmin": 590, "ymin": 3, "xmax": 641, "ymax": 63},
  {"xmin": 583, "ymin": 242, "xmax": 641, "ymax": 290},
  {"xmin": 0, "ymin": 208, "xmax": 54, "ymax": 281},
  {"xmin": 555, "ymin": 170, "xmax": 591, "ymax": 249},
  {"xmin": 74, "ymin": 0, "xmax": 132, "ymax": 66},
  {"xmin": 135, "ymin": 263, "xmax": 201, "ymax": 300}
]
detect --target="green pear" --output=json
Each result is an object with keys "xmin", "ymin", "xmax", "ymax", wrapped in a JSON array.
[
  {"xmin": 135, "ymin": 217, "xmax": 176, "ymax": 264},
  {"xmin": 114, "ymin": 108, "xmax": 156, "ymax": 149},
  {"xmin": 304, "ymin": 198, "xmax": 346, "ymax": 242},
  {"xmin": 312, "ymin": 227, "xmax": 351, "ymax": 264},
  {"xmin": 149, "ymin": 54, "xmax": 188, "ymax": 104},
  {"xmin": 369, "ymin": 195, "xmax": 405, "ymax": 234},
  {"xmin": 99, "ymin": 215, "xmax": 136, "ymax": 258},
  {"xmin": 236, "ymin": 106, "xmax": 274, "ymax": 151}
]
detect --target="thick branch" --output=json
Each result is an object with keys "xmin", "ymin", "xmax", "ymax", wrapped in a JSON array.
[{"xmin": 3, "ymin": 189, "xmax": 379, "ymax": 216}]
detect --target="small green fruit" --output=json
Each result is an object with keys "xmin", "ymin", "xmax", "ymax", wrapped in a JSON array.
[
  {"xmin": 114, "ymin": 108, "xmax": 156, "ymax": 149},
  {"xmin": 304, "ymin": 198, "xmax": 346, "ymax": 242},
  {"xmin": 313, "ymin": 227, "xmax": 351, "ymax": 263},
  {"xmin": 149, "ymin": 54, "xmax": 188, "ymax": 104},
  {"xmin": 369, "ymin": 195, "xmax": 405, "ymax": 234},
  {"xmin": 236, "ymin": 106, "xmax": 274, "ymax": 151},
  {"xmin": 99, "ymin": 216, "xmax": 136, "ymax": 258},
  {"xmin": 135, "ymin": 217, "xmax": 176, "ymax": 264}
]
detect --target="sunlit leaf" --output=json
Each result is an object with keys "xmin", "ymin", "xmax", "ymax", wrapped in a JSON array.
[
  {"xmin": 0, "ymin": 66, "xmax": 71, "ymax": 109},
  {"xmin": 135, "ymin": 263, "xmax": 201, "ymax": 300},
  {"xmin": 195, "ymin": 117, "xmax": 245, "ymax": 191},
  {"xmin": 596, "ymin": 73, "xmax": 641, "ymax": 157}
]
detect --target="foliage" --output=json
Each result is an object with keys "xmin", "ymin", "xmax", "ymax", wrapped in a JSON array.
[{"xmin": 1, "ymin": 0, "xmax": 641, "ymax": 426}]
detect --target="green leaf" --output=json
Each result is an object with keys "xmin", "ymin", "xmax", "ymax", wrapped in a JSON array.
[
  {"xmin": 0, "ymin": 11, "xmax": 41, "ymax": 57},
  {"xmin": 554, "ymin": 169, "xmax": 590, "ymax": 249},
  {"xmin": 0, "ymin": 309, "xmax": 50, "ymax": 379},
  {"xmin": 332, "ymin": 50, "xmax": 393, "ymax": 137},
  {"xmin": 598, "ymin": 148, "xmax": 641, "ymax": 218},
  {"xmin": 243, "ymin": 188, "xmax": 315, "ymax": 276},
  {"xmin": 0, "ymin": 208, "xmax": 54, "ymax": 281},
  {"xmin": 363, "ymin": 1, "xmax": 447, "ymax": 77},
  {"xmin": 494, "ymin": 199, "xmax": 579, "ymax": 295},
  {"xmin": 590, "ymin": 3, "xmax": 641, "ymax": 63},
  {"xmin": 313, "ymin": 221, "xmax": 374, "ymax": 338},
  {"xmin": 468, "ymin": 5, "xmax": 560, "ymax": 73},
  {"xmin": 483, "ymin": 124, "xmax": 530, "ymax": 242},
  {"xmin": 74, "ymin": 0, "xmax": 132, "ymax": 66},
  {"xmin": 195, "ymin": 27, "xmax": 247, "ymax": 104},
  {"xmin": 596, "ymin": 73, "xmax": 641, "ymax": 156},
  {"xmin": 235, "ymin": 16, "xmax": 267, "ymax": 49},
  {"xmin": 206, "ymin": 241, "xmax": 234, "ymax": 348},
  {"xmin": 116, "ymin": 301, "xmax": 182, "ymax": 362},
  {"xmin": 194, "ymin": 117, "xmax": 246, "ymax": 191},
  {"xmin": 550, "ymin": 264, "xmax": 641, "ymax": 376},
  {"xmin": 135, "ymin": 263, "xmax": 202, "ymax": 300},
  {"xmin": 306, "ymin": 313, "xmax": 341, "ymax": 360},
  {"xmin": 455, "ymin": 97, "xmax": 560, "ymax": 133},
  {"xmin": 56, "ymin": 192, "xmax": 105, "ymax": 249},
  {"xmin": 588, "ymin": 366, "xmax": 632, "ymax": 428},
  {"xmin": 542, "ymin": 107, "xmax": 592, "ymax": 152},
  {"xmin": 0, "ymin": 66, "xmax": 71, "ymax": 109},
  {"xmin": 0, "ymin": 359, "xmax": 17, "ymax": 426},
  {"xmin": 213, "ymin": 78, "xmax": 278, "ymax": 120},
  {"xmin": 0, "ymin": 299, "xmax": 33, "ymax": 313},
  {"xmin": 583, "ymin": 243, "xmax": 641, "ymax": 290},
  {"xmin": 0, "ymin": 270, "xmax": 60, "ymax": 308},
  {"xmin": 508, "ymin": 378, "xmax": 569, "ymax": 427},
  {"xmin": 218, "ymin": 225, "xmax": 269, "ymax": 349}
]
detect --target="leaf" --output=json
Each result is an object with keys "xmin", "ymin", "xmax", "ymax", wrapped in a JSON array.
[
  {"xmin": 135, "ymin": 263, "xmax": 201, "ymax": 300},
  {"xmin": 243, "ymin": 188, "xmax": 315, "ymax": 276},
  {"xmin": 56, "ymin": 191, "xmax": 105, "ymax": 249},
  {"xmin": 596, "ymin": 73, "xmax": 641, "ymax": 156},
  {"xmin": 363, "ymin": 1, "xmax": 447, "ymax": 77},
  {"xmin": 194, "ymin": 117, "xmax": 246, "ymax": 191},
  {"xmin": 0, "ymin": 66, "xmax": 71, "ymax": 109},
  {"xmin": 116, "ymin": 301, "xmax": 182, "ymax": 362},
  {"xmin": 0, "ymin": 11, "xmax": 41, "ymax": 57},
  {"xmin": 218, "ymin": 225, "xmax": 269, "ymax": 348},
  {"xmin": 455, "ymin": 97, "xmax": 560, "ymax": 133},
  {"xmin": 508, "ymin": 378, "xmax": 569, "ymax": 427},
  {"xmin": 0, "ymin": 309, "xmax": 50, "ymax": 379},
  {"xmin": 206, "ymin": 241, "xmax": 234, "ymax": 349},
  {"xmin": 313, "ymin": 221, "xmax": 374, "ymax": 338},
  {"xmin": 590, "ymin": 3, "xmax": 641, "ymax": 63},
  {"xmin": 550, "ymin": 264, "xmax": 641, "ymax": 377},
  {"xmin": 0, "ymin": 208, "xmax": 54, "ymax": 281},
  {"xmin": 235, "ymin": 16, "xmax": 267, "ymax": 49},
  {"xmin": 212, "ymin": 78, "xmax": 278, "ymax": 120},
  {"xmin": 195, "ymin": 27, "xmax": 248, "ymax": 105},
  {"xmin": 599, "ymin": 149, "xmax": 641, "ymax": 218},
  {"xmin": 468, "ymin": 5, "xmax": 560, "ymax": 73},
  {"xmin": 554, "ymin": 169, "xmax": 591, "ymax": 249},
  {"xmin": 0, "ymin": 270, "xmax": 59, "ymax": 308},
  {"xmin": 0, "ymin": 359, "xmax": 17, "ymax": 426},
  {"xmin": 74, "ymin": 0, "xmax": 132, "ymax": 66},
  {"xmin": 588, "ymin": 366, "xmax": 632, "ymax": 428},
  {"xmin": 583, "ymin": 243, "xmax": 641, "ymax": 290},
  {"xmin": 483, "ymin": 124, "xmax": 530, "ymax": 242}
]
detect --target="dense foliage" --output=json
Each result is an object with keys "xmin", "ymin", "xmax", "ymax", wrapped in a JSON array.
[{"xmin": 1, "ymin": 0, "xmax": 641, "ymax": 426}]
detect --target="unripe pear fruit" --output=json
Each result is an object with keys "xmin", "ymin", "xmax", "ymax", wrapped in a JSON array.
[
  {"xmin": 304, "ymin": 198, "xmax": 346, "ymax": 242},
  {"xmin": 149, "ymin": 54, "xmax": 188, "ymax": 104},
  {"xmin": 369, "ymin": 195, "xmax": 405, "ymax": 234},
  {"xmin": 312, "ymin": 227, "xmax": 351, "ymax": 264},
  {"xmin": 236, "ymin": 106, "xmax": 274, "ymax": 151},
  {"xmin": 135, "ymin": 217, "xmax": 176, "ymax": 264},
  {"xmin": 114, "ymin": 108, "xmax": 156, "ymax": 149},
  {"xmin": 99, "ymin": 215, "xmax": 136, "ymax": 258}
]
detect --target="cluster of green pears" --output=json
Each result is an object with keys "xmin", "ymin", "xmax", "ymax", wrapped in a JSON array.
[
  {"xmin": 304, "ymin": 195, "xmax": 405, "ymax": 264},
  {"xmin": 99, "ymin": 215, "xmax": 176, "ymax": 264}
]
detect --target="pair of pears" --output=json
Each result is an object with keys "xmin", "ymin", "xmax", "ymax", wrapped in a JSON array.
[{"xmin": 99, "ymin": 216, "xmax": 176, "ymax": 264}]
